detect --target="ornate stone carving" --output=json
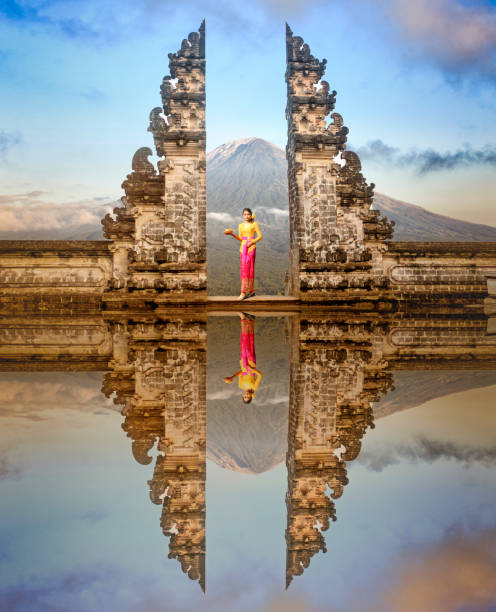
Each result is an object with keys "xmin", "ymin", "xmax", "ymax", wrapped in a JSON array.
[
  {"xmin": 102, "ymin": 316, "xmax": 206, "ymax": 590},
  {"xmin": 285, "ymin": 24, "xmax": 394, "ymax": 300},
  {"xmin": 102, "ymin": 22, "xmax": 206, "ymax": 301},
  {"xmin": 285, "ymin": 315, "xmax": 393, "ymax": 586}
]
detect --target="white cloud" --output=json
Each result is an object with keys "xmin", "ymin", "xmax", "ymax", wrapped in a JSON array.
[
  {"xmin": 207, "ymin": 211, "xmax": 236, "ymax": 223},
  {"xmin": 255, "ymin": 207, "xmax": 288, "ymax": 216},
  {"xmin": 0, "ymin": 192, "xmax": 115, "ymax": 233}
]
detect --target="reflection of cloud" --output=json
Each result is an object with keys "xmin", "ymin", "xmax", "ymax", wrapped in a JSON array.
[
  {"xmin": 379, "ymin": 528, "xmax": 496, "ymax": 612},
  {"xmin": 359, "ymin": 436, "xmax": 496, "ymax": 472},
  {"xmin": 207, "ymin": 388, "xmax": 239, "ymax": 400},
  {"xmin": 356, "ymin": 139, "xmax": 496, "ymax": 174},
  {"xmin": 79, "ymin": 509, "xmax": 108, "ymax": 524},
  {"xmin": 207, "ymin": 211, "xmax": 235, "ymax": 224},
  {"xmin": 265, "ymin": 395, "xmax": 289, "ymax": 405},
  {"xmin": 0, "ymin": 129, "xmax": 22, "ymax": 155},
  {"xmin": 0, "ymin": 453, "xmax": 22, "ymax": 481},
  {"xmin": 0, "ymin": 375, "xmax": 117, "ymax": 419}
]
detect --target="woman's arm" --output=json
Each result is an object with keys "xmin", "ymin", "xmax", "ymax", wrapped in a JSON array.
[
  {"xmin": 251, "ymin": 222, "xmax": 262, "ymax": 245},
  {"xmin": 223, "ymin": 228, "xmax": 242, "ymax": 241},
  {"xmin": 252, "ymin": 368, "xmax": 263, "ymax": 390},
  {"xmin": 223, "ymin": 370, "xmax": 243, "ymax": 383}
]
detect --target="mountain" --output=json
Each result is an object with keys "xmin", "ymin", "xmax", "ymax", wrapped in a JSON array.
[
  {"xmin": 206, "ymin": 138, "xmax": 496, "ymax": 294},
  {"xmin": 372, "ymin": 193, "xmax": 496, "ymax": 242},
  {"xmin": 2, "ymin": 137, "xmax": 496, "ymax": 293}
]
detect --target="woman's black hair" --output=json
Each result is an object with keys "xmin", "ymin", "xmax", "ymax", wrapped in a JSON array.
[
  {"xmin": 242, "ymin": 389, "xmax": 254, "ymax": 404},
  {"xmin": 242, "ymin": 207, "xmax": 254, "ymax": 222}
]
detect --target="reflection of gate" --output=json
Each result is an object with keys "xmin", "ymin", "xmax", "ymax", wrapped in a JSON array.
[{"xmin": 1, "ymin": 309, "xmax": 495, "ymax": 588}]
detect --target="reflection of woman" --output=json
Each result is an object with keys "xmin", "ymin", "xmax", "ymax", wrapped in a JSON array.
[
  {"xmin": 223, "ymin": 313, "xmax": 262, "ymax": 403},
  {"xmin": 223, "ymin": 207, "xmax": 262, "ymax": 300}
]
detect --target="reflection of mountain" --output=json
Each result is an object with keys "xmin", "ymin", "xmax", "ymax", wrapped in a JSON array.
[
  {"xmin": 207, "ymin": 402, "xmax": 287, "ymax": 473},
  {"xmin": 206, "ymin": 329, "xmax": 496, "ymax": 474},
  {"xmin": 206, "ymin": 316, "xmax": 289, "ymax": 474},
  {"xmin": 374, "ymin": 371, "xmax": 496, "ymax": 419}
]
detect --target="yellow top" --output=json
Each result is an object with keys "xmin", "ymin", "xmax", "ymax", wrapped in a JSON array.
[
  {"xmin": 238, "ymin": 359, "xmax": 263, "ymax": 391},
  {"xmin": 238, "ymin": 221, "xmax": 262, "ymax": 253}
]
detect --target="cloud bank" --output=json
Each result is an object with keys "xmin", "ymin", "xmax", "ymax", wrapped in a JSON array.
[
  {"xmin": 0, "ymin": 192, "xmax": 114, "ymax": 235},
  {"xmin": 389, "ymin": 0, "xmax": 496, "ymax": 82},
  {"xmin": 359, "ymin": 436, "xmax": 496, "ymax": 472},
  {"xmin": 356, "ymin": 139, "xmax": 496, "ymax": 174}
]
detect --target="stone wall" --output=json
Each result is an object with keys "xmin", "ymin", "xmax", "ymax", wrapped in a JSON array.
[
  {"xmin": 384, "ymin": 242, "xmax": 496, "ymax": 305},
  {"xmin": 0, "ymin": 240, "xmax": 111, "ymax": 314}
]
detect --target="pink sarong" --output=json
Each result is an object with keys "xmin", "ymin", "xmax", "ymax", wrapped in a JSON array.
[
  {"xmin": 240, "ymin": 236, "xmax": 256, "ymax": 294},
  {"xmin": 240, "ymin": 319, "xmax": 256, "ymax": 373}
]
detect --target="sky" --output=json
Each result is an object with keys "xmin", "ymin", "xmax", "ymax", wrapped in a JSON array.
[{"xmin": 1, "ymin": 0, "xmax": 496, "ymax": 227}]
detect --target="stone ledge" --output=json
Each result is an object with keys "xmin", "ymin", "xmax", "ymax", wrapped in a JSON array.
[
  {"xmin": 0, "ymin": 240, "xmax": 111, "ymax": 256},
  {"xmin": 387, "ymin": 242, "xmax": 496, "ymax": 256}
]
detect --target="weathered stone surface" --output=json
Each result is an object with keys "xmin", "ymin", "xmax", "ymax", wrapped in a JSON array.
[
  {"xmin": 284, "ymin": 308, "xmax": 496, "ymax": 585},
  {"xmin": 285, "ymin": 25, "xmax": 394, "ymax": 301},
  {"xmin": 0, "ymin": 241, "xmax": 112, "ymax": 306},
  {"xmin": 102, "ymin": 22, "xmax": 206, "ymax": 301},
  {"xmin": 285, "ymin": 27, "xmax": 496, "ymax": 304},
  {"xmin": 285, "ymin": 314, "xmax": 392, "ymax": 586},
  {"xmin": 102, "ymin": 315, "xmax": 207, "ymax": 591}
]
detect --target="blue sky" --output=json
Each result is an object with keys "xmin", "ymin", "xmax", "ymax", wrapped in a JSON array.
[{"xmin": 1, "ymin": 0, "xmax": 496, "ymax": 227}]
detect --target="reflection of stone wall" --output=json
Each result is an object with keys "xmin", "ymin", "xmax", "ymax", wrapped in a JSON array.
[
  {"xmin": 102, "ymin": 316, "xmax": 207, "ymax": 591},
  {"xmin": 285, "ymin": 309, "xmax": 496, "ymax": 584}
]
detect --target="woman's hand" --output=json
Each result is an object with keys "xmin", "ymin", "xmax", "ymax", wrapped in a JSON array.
[
  {"xmin": 223, "ymin": 376, "xmax": 233, "ymax": 383},
  {"xmin": 223, "ymin": 229, "xmax": 233, "ymax": 235},
  {"xmin": 245, "ymin": 240, "xmax": 253, "ymax": 248}
]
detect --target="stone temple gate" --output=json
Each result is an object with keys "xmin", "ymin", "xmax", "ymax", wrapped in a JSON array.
[{"xmin": 0, "ymin": 21, "xmax": 495, "ymax": 309}]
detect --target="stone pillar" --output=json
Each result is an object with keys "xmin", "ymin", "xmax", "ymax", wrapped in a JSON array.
[
  {"xmin": 285, "ymin": 315, "xmax": 392, "ymax": 586},
  {"xmin": 103, "ymin": 315, "xmax": 207, "ymax": 590},
  {"xmin": 285, "ymin": 25, "xmax": 394, "ymax": 301},
  {"xmin": 103, "ymin": 21, "xmax": 206, "ymax": 302}
]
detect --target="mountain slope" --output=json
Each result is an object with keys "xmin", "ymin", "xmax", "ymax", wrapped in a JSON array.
[
  {"xmin": 206, "ymin": 137, "xmax": 496, "ymax": 294},
  {"xmin": 2, "ymin": 138, "xmax": 495, "ymax": 294}
]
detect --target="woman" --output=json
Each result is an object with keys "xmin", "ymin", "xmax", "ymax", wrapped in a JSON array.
[
  {"xmin": 223, "ymin": 208, "xmax": 262, "ymax": 300},
  {"xmin": 223, "ymin": 313, "xmax": 262, "ymax": 403}
]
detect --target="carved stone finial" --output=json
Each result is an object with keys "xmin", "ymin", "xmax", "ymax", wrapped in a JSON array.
[{"xmin": 131, "ymin": 147, "xmax": 155, "ymax": 174}]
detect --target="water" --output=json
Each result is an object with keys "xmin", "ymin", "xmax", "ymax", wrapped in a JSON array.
[{"xmin": 1, "ymin": 312, "xmax": 495, "ymax": 611}]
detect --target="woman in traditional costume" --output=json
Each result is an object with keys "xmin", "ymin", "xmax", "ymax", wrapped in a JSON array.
[
  {"xmin": 223, "ymin": 313, "xmax": 262, "ymax": 404},
  {"xmin": 223, "ymin": 208, "xmax": 262, "ymax": 300}
]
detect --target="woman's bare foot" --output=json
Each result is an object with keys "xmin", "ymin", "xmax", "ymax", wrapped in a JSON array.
[{"xmin": 237, "ymin": 293, "xmax": 246, "ymax": 300}]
